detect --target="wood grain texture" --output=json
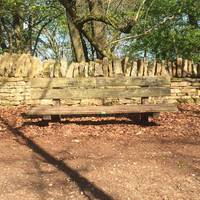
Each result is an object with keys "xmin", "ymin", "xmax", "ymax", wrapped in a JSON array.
[
  {"xmin": 31, "ymin": 87, "xmax": 171, "ymax": 100},
  {"xmin": 26, "ymin": 104, "xmax": 177, "ymax": 116},
  {"xmin": 30, "ymin": 77, "xmax": 170, "ymax": 88}
]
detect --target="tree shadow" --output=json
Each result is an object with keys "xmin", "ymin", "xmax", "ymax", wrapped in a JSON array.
[
  {"xmin": 0, "ymin": 116, "xmax": 114, "ymax": 200},
  {"xmin": 22, "ymin": 114, "xmax": 158, "ymax": 127}
]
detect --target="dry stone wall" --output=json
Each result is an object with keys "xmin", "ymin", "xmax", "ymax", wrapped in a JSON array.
[
  {"xmin": 0, "ymin": 77, "xmax": 199, "ymax": 106},
  {"xmin": 0, "ymin": 53, "xmax": 199, "ymax": 106},
  {"xmin": 0, "ymin": 53, "xmax": 199, "ymax": 79}
]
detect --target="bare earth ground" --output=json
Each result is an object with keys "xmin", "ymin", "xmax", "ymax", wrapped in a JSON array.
[{"xmin": 0, "ymin": 104, "xmax": 200, "ymax": 200}]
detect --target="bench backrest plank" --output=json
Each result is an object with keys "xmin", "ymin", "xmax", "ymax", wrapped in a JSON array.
[{"xmin": 30, "ymin": 77, "xmax": 171, "ymax": 100}]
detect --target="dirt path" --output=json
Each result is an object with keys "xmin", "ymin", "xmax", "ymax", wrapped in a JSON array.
[{"xmin": 0, "ymin": 104, "xmax": 200, "ymax": 200}]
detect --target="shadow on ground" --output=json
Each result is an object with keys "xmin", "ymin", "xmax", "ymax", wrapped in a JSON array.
[
  {"xmin": 0, "ymin": 116, "xmax": 114, "ymax": 200},
  {"xmin": 22, "ymin": 114, "xmax": 158, "ymax": 127}
]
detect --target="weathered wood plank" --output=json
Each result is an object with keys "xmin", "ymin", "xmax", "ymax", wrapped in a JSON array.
[
  {"xmin": 31, "ymin": 87, "xmax": 171, "ymax": 100},
  {"xmin": 30, "ymin": 77, "xmax": 171, "ymax": 88},
  {"xmin": 26, "ymin": 104, "xmax": 177, "ymax": 116}
]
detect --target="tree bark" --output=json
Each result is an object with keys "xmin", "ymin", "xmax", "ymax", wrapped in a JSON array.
[
  {"xmin": 12, "ymin": 8, "xmax": 23, "ymax": 53},
  {"xmin": 67, "ymin": 13, "xmax": 86, "ymax": 62},
  {"xmin": 0, "ymin": 22, "xmax": 7, "ymax": 51},
  {"xmin": 88, "ymin": 0, "xmax": 107, "ymax": 59}
]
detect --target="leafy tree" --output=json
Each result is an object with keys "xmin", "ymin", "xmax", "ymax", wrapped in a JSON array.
[
  {"xmin": 123, "ymin": 0, "xmax": 200, "ymax": 61},
  {"xmin": 0, "ymin": 0, "xmax": 199, "ymax": 62},
  {"xmin": 0, "ymin": 0, "xmax": 67, "ymax": 59}
]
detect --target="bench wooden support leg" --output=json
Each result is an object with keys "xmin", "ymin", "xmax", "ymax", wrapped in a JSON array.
[
  {"xmin": 140, "ymin": 113, "xmax": 149, "ymax": 124},
  {"xmin": 51, "ymin": 115, "xmax": 61, "ymax": 122},
  {"xmin": 43, "ymin": 115, "xmax": 51, "ymax": 121},
  {"xmin": 140, "ymin": 97, "xmax": 149, "ymax": 124}
]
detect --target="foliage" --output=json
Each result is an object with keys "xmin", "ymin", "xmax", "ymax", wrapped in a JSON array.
[
  {"xmin": 0, "ymin": 0, "xmax": 71, "ymax": 60},
  {"xmin": 123, "ymin": 0, "xmax": 200, "ymax": 61},
  {"xmin": 0, "ymin": 0, "xmax": 199, "ymax": 61}
]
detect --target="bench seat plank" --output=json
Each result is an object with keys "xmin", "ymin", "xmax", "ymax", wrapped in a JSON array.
[{"xmin": 26, "ymin": 104, "xmax": 177, "ymax": 116}]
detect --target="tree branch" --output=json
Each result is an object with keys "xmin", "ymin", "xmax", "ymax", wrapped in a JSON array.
[{"xmin": 108, "ymin": 16, "xmax": 175, "ymax": 46}]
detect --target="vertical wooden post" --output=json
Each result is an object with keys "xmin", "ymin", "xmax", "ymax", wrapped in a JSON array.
[
  {"xmin": 140, "ymin": 97, "xmax": 149, "ymax": 124},
  {"xmin": 52, "ymin": 99, "xmax": 61, "ymax": 122}
]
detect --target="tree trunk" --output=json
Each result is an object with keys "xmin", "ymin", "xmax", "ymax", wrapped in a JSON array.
[
  {"xmin": 88, "ymin": 0, "xmax": 107, "ymax": 59},
  {"xmin": 67, "ymin": 13, "xmax": 86, "ymax": 62},
  {"xmin": 58, "ymin": 0, "xmax": 86, "ymax": 61},
  {"xmin": 12, "ymin": 9, "xmax": 23, "ymax": 53},
  {"xmin": 0, "ymin": 23, "xmax": 7, "ymax": 51}
]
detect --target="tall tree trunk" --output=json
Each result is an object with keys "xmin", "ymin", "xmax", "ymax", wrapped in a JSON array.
[
  {"xmin": 59, "ymin": 0, "xmax": 86, "ymax": 61},
  {"xmin": 88, "ymin": 0, "xmax": 107, "ymax": 59},
  {"xmin": 28, "ymin": 15, "xmax": 33, "ymax": 54},
  {"xmin": 13, "ymin": 9, "xmax": 23, "ymax": 53},
  {"xmin": 67, "ymin": 13, "xmax": 86, "ymax": 62},
  {"xmin": 0, "ymin": 23, "xmax": 7, "ymax": 51}
]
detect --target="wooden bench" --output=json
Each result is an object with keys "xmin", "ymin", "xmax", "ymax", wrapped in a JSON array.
[{"xmin": 25, "ymin": 76, "xmax": 177, "ymax": 123}]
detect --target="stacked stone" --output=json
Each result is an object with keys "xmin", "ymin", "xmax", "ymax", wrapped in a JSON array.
[{"xmin": 0, "ymin": 78, "xmax": 30, "ymax": 105}]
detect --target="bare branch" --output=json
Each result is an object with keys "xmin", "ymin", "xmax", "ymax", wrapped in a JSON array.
[
  {"xmin": 135, "ymin": 0, "xmax": 147, "ymax": 21},
  {"xmin": 108, "ymin": 16, "xmax": 175, "ymax": 46}
]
